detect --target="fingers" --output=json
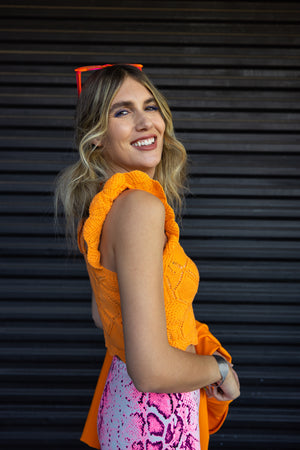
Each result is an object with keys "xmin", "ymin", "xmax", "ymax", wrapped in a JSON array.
[
  {"xmin": 204, "ymin": 357, "xmax": 240, "ymax": 402},
  {"xmin": 204, "ymin": 385, "xmax": 214, "ymax": 398},
  {"xmin": 205, "ymin": 367, "xmax": 240, "ymax": 402},
  {"xmin": 231, "ymin": 368, "xmax": 240, "ymax": 390},
  {"xmin": 204, "ymin": 384, "xmax": 228, "ymax": 401}
]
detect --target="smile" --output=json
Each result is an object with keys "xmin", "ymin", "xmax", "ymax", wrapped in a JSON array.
[{"xmin": 132, "ymin": 137, "xmax": 156, "ymax": 147}]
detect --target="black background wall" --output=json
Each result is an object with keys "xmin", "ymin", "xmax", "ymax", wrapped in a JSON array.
[{"xmin": 0, "ymin": 1, "xmax": 299, "ymax": 449}]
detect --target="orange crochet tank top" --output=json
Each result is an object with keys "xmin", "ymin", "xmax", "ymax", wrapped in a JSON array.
[{"xmin": 78, "ymin": 170, "xmax": 199, "ymax": 361}]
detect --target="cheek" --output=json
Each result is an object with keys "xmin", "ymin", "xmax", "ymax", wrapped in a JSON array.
[
  {"xmin": 156, "ymin": 116, "xmax": 166, "ymax": 134},
  {"xmin": 112, "ymin": 123, "xmax": 133, "ymax": 143},
  {"xmin": 103, "ymin": 126, "xmax": 126, "ymax": 151}
]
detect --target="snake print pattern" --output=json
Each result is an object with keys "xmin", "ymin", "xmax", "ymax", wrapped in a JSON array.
[{"xmin": 98, "ymin": 356, "xmax": 201, "ymax": 449}]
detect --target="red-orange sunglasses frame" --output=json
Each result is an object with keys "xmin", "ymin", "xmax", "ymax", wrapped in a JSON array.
[{"xmin": 74, "ymin": 64, "xmax": 143, "ymax": 96}]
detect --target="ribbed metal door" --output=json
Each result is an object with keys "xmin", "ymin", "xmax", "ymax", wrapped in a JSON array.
[{"xmin": 1, "ymin": 1, "xmax": 299, "ymax": 449}]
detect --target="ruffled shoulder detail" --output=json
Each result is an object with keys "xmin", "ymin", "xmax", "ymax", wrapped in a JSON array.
[{"xmin": 81, "ymin": 170, "xmax": 180, "ymax": 270}]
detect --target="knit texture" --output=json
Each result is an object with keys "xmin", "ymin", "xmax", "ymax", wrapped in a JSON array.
[{"xmin": 78, "ymin": 170, "xmax": 199, "ymax": 361}]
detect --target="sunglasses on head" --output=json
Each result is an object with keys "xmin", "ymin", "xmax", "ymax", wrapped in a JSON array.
[{"xmin": 74, "ymin": 64, "xmax": 144, "ymax": 96}]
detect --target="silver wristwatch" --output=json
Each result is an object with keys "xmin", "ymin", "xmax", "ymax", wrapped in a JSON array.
[{"xmin": 213, "ymin": 355, "xmax": 229, "ymax": 386}]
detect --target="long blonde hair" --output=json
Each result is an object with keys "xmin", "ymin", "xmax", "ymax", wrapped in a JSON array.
[{"xmin": 55, "ymin": 64, "xmax": 188, "ymax": 241}]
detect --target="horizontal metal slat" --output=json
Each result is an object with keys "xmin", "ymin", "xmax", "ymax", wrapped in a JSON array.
[
  {"xmin": 0, "ymin": 326, "xmax": 101, "ymax": 342},
  {"xmin": 195, "ymin": 281, "xmax": 300, "ymax": 304},
  {"xmin": 183, "ymin": 240, "xmax": 300, "ymax": 261},
  {"xmin": 0, "ymin": 29, "xmax": 299, "ymax": 48},
  {"xmin": 0, "ymin": 278, "xmax": 91, "ymax": 300},
  {"xmin": 210, "ymin": 433, "xmax": 300, "ymax": 450},
  {"xmin": 1, "ymin": 24, "xmax": 300, "ymax": 47},
  {"xmin": 1, "ymin": 365, "xmax": 299, "ymax": 386},
  {"xmin": 1, "ymin": 324, "xmax": 299, "ymax": 345},
  {"xmin": 2, "ymin": 66, "xmax": 300, "ymax": 82},
  {"xmin": 211, "ymin": 324, "xmax": 300, "ymax": 345},
  {"xmin": 0, "ymin": 237, "xmax": 68, "ymax": 256},
  {"xmin": 2, "ymin": 83, "xmax": 300, "ymax": 111},
  {"xmin": 1, "ymin": 300, "xmax": 299, "ymax": 325},
  {"xmin": 2, "ymin": 111, "xmax": 300, "ymax": 132},
  {"xmin": 1, "ymin": 303, "xmax": 91, "ymax": 321},
  {"xmin": 1, "ymin": 231, "xmax": 299, "ymax": 262},
  {"xmin": 1, "ymin": 381, "xmax": 299, "ymax": 405},
  {"xmin": 188, "ymin": 177, "xmax": 300, "ymax": 196},
  {"xmin": 1, "ymin": 66, "xmax": 300, "ymax": 87},
  {"xmin": 1, "ymin": 151, "xmax": 300, "ymax": 176},
  {"xmin": 182, "ymin": 134, "xmax": 300, "ymax": 153},
  {"xmin": 190, "ymin": 154, "xmax": 300, "ymax": 176},
  {"xmin": 1, "ymin": 131, "xmax": 299, "ymax": 153},
  {"xmin": 0, "ymin": 431, "xmax": 85, "ymax": 450},
  {"xmin": 1, "ymin": 278, "xmax": 299, "ymax": 305},
  {"xmin": 183, "ymin": 219, "xmax": 300, "ymax": 238},
  {"xmin": 0, "ymin": 182, "xmax": 299, "ymax": 205},
  {"xmin": 1, "ymin": 1, "xmax": 300, "ymax": 21},
  {"xmin": 185, "ymin": 197, "xmax": 300, "ymax": 217},
  {"xmin": 1, "ymin": 259, "xmax": 299, "ymax": 282},
  {"xmin": 1, "ymin": 48, "xmax": 300, "ymax": 67},
  {"xmin": 194, "ymin": 303, "xmax": 300, "ymax": 325}
]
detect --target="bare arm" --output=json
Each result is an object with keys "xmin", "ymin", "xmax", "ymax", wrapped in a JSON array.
[{"xmin": 110, "ymin": 189, "xmax": 239, "ymax": 398}]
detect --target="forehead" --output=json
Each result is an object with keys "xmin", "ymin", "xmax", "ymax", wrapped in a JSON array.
[{"xmin": 112, "ymin": 76, "xmax": 152, "ymax": 103}]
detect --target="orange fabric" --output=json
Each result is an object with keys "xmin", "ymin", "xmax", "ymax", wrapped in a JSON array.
[
  {"xmin": 78, "ymin": 170, "xmax": 199, "ymax": 362},
  {"xmin": 80, "ymin": 351, "xmax": 113, "ymax": 449},
  {"xmin": 78, "ymin": 170, "xmax": 232, "ymax": 449},
  {"xmin": 195, "ymin": 321, "xmax": 232, "ymax": 446}
]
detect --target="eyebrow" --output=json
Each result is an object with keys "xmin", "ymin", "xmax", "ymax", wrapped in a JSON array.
[{"xmin": 109, "ymin": 97, "xmax": 156, "ymax": 113}]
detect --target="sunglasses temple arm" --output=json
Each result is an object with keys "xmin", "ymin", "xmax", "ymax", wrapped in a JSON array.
[{"xmin": 76, "ymin": 72, "xmax": 82, "ymax": 96}]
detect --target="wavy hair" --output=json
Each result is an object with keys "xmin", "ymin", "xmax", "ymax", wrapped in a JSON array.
[{"xmin": 55, "ymin": 64, "xmax": 188, "ymax": 241}]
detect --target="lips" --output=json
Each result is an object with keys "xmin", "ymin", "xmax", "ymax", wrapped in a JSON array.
[{"xmin": 131, "ymin": 136, "xmax": 157, "ymax": 149}]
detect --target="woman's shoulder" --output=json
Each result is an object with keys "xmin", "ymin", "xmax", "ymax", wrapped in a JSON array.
[
  {"xmin": 87, "ymin": 170, "xmax": 166, "ymax": 219},
  {"xmin": 81, "ymin": 171, "xmax": 179, "ymax": 268},
  {"xmin": 111, "ymin": 187, "xmax": 166, "ymax": 225}
]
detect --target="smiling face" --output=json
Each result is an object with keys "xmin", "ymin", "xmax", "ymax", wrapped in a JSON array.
[{"xmin": 101, "ymin": 76, "xmax": 166, "ymax": 178}]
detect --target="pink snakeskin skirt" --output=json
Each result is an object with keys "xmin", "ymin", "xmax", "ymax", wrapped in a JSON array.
[{"xmin": 97, "ymin": 356, "xmax": 201, "ymax": 449}]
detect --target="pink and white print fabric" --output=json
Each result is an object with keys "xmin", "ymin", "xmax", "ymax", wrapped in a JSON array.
[{"xmin": 98, "ymin": 356, "xmax": 201, "ymax": 449}]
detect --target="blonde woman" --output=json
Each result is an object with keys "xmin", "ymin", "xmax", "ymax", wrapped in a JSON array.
[{"xmin": 56, "ymin": 64, "xmax": 240, "ymax": 450}]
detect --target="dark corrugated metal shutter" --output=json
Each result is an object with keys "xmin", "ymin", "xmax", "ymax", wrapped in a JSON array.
[{"xmin": 1, "ymin": 1, "xmax": 299, "ymax": 449}]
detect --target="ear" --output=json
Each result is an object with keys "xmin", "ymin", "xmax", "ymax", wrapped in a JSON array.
[{"xmin": 92, "ymin": 138, "xmax": 102, "ymax": 147}]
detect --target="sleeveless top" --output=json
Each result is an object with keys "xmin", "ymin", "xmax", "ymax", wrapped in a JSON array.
[
  {"xmin": 78, "ymin": 171, "xmax": 232, "ymax": 450},
  {"xmin": 78, "ymin": 170, "xmax": 199, "ymax": 362}
]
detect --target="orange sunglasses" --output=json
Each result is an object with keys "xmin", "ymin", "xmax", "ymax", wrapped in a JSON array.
[{"xmin": 74, "ymin": 64, "xmax": 143, "ymax": 96}]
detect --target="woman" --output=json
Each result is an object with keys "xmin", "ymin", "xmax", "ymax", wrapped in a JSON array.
[{"xmin": 56, "ymin": 64, "xmax": 240, "ymax": 449}]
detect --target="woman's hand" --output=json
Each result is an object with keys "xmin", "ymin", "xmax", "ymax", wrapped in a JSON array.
[{"xmin": 205, "ymin": 356, "xmax": 240, "ymax": 401}]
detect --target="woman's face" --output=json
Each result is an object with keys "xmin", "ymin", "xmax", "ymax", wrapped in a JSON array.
[{"xmin": 102, "ymin": 76, "xmax": 165, "ymax": 178}]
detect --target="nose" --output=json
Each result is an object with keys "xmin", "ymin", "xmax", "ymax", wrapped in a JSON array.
[{"xmin": 135, "ymin": 110, "xmax": 152, "ymax": 130}]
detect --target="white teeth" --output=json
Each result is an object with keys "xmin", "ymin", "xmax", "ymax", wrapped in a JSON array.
[{"xmin": 133, "ymin": 137, "xmax": 155, "ymax": 147}]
